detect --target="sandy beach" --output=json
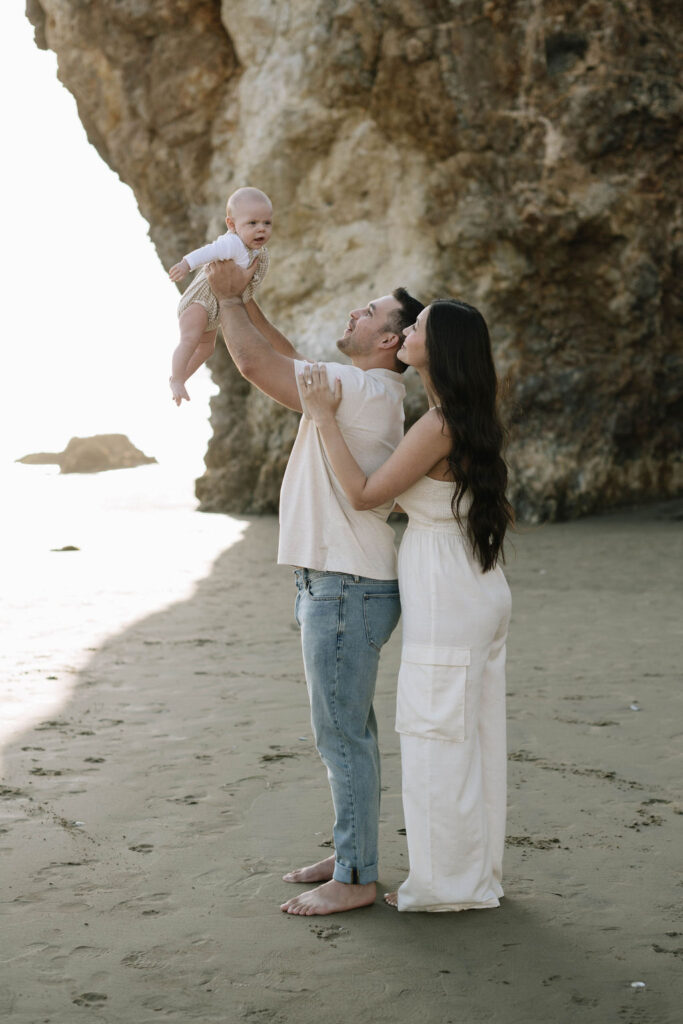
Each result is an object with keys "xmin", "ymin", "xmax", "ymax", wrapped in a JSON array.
[{"xmin": 1, "ymin": 489, "xmax": 681, "ymax": 1023}]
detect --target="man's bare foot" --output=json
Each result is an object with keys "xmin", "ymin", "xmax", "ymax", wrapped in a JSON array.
[
  {"xmin": 383, "ymin": 891, "xmax": 398, "ymax": 908},
  {"xmin": 282, "ymin": 854, "xmax": 335, "ymax": 884},
  {"xmin": 281, "ymin": 879, "xmax": 376, "ymax": 916}
]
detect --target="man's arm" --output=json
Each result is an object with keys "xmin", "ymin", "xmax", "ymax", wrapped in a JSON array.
[
  {"xmin": 245, "ymin": 299, "xmax": 307, "ymax": 361},
  {"xmin": 207, "ymin": 260, "xmax": 303, "ymax": 412}
]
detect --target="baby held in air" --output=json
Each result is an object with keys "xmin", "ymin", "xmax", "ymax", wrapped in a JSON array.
[{"xmin": 168, "ymin": 186, "xmax": 272, "ymax": 405}]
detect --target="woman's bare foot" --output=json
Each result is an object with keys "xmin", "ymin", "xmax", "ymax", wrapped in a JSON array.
[
  {"xmin": 383, "ymin": 891, "xmax": 399, "ymax": 908},
  {"xmin": 282, "ymin": 854, "xmax": 335, "ymax": 884},
  {"xmin": 281, "ymin": 879, "xmax": 376, "ymax": 916}
]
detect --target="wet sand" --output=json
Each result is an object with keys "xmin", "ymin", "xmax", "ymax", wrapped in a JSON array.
[{"xmin": 1, "ymin": 502, "xmax": 681, "ymax": 1023}]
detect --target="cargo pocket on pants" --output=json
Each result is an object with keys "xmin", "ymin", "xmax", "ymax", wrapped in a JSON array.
[{"xmin": 395, "ymin": 643, "xmax": 471, "ymax": 742}]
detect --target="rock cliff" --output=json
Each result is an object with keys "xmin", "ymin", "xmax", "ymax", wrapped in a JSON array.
[{"xmin": 27, "ymin": 0, "xmax": 682, "ymax": 519}]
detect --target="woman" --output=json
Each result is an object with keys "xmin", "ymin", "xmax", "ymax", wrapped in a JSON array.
[{"xmin": 301, "ymin": 299, "xmax": 513, "ymax": 912}]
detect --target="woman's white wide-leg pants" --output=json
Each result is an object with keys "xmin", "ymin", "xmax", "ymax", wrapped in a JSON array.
[{"xmin": 395, "ymin": 523, "xmax": 511, "ymax": 912}]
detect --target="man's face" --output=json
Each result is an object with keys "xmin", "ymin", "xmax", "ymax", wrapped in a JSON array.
[{"xmin": 336, "ymin": 295, "xmax": 401, "ymax": 357}]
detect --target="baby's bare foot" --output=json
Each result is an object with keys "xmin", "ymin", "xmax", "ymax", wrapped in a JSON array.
[
  {"xmin": 282, "ymin": 854, "xmax": 335, "ymax": 884},
  {"xmin": 383, "ymin": 891, "xmax": 398, "ymax": 908},
  {"xmin": 281, "ymin": 879, "xmax": 376, "ymax": 916},
  {"xmin": 169, "ymin": 377, "xmax": 190, "ymax": 405}
]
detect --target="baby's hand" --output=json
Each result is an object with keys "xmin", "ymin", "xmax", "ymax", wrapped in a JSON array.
[
  {"xmin": 169, "ymin": 259, "xmax": 190, "ymax": 282},
  {"xmin": 169, "ymin": 377, "xmax": 190, "ymax": 406},
  {"xmin": 300, "ymin": 364, "xmax": 342, "ymax": 424}
]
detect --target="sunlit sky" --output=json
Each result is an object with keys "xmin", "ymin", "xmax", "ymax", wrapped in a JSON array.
[{"xmin": 0, "ymin": 5, "xmax": 215, "ymax": 471}]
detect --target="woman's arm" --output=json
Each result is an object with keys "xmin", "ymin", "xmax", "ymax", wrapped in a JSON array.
[{"xmin": 303, "ymin": 364, "xmax": 451, "ymax": 511}]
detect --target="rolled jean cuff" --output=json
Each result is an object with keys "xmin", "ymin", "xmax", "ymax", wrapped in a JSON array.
[{"xmin": 333, "ymin": 858, "xmax": 378, "ymax": 885}]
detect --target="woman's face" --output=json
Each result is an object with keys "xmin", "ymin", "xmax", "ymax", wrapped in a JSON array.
[{"xmin": 397, "ymin": 305, "xmax": 430, "ymax": 369}]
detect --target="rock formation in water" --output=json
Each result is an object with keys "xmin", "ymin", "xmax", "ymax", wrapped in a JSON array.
[
  {"xmin": 17, "ymin": 434, "xmax": 157, "ymax": 473},
  {"xmin": 26, "ymin": 0, "xmax": 682, "ymax": 519}
]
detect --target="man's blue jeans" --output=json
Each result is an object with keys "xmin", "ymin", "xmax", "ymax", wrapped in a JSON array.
[{"xmin": 294, "ymin": 569, "xmax": 401, "ymax": 884}]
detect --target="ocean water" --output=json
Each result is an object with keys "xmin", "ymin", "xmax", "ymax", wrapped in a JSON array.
[{"xmin": 1, "ymin": 451, "xmax": 250, "ymax": 754}]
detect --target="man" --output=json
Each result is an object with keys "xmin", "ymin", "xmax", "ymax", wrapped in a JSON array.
[{"xmin": 206, "ymin": 259, "xmax": 423, "ymax": 915}]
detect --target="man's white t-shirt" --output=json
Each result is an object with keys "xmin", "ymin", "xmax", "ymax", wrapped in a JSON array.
[{"xmin": 277, "ymin": 360, "xmax": 406, "ymax": 580}]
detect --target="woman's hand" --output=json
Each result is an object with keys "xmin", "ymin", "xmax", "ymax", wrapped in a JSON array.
[{"xmin": 300, "ymin": 363, "xmax": 342, "ymax": 424}]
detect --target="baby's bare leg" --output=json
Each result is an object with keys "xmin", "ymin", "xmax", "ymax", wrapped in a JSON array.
[
  {"xmin": 184, "ymin": 327, "xmax": 217, "ymax": 381},
  {"xmin": 170, "ymin": 304, "xmax": 210, "ymax": 404}
]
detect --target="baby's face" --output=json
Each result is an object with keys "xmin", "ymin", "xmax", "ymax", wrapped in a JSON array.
[{"xmin": 228, "ymin": 200, "xmax": 273, "ymax": 249}]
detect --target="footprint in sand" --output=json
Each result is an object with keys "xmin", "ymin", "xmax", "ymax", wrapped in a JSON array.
[
  {"xmin": 115, "ymin": 892, "xmax": 173, "ymax": 916},
  {"xmin": 240, "ymin": 1009, "xmax": 286, "ymax": 1022},
  {"xmin": 260, "ymin": 745, "xmax": 298, "ymax": 763},
  {"xmin": 310, "ymin": 924, "xmax": 349, "ymax": 946},
  {"xmin": 242, "ymin": 858, "xmax": 269, "ymax": 876},
  {"xmin": 36, "ymin": 861, "xmax": 93, "ymax": 880},
  {"xmin": 121, "ymin": 951, "xmax": 145, "ymax": 969},
  {"xmin": 121, "ymin": 949, "xmax": 166, "ymax": 969},
  {"xmin": 626, "ymin": 809, "xmax": 664, "ymax": 830},
  {"xmin": 0, "ymin": 786, "xmax": 25, "ymax": 799},
  {"xmin": 52, "ymin": 944, "xmax": 104, "ymax": 965},
  {"xmin": 506, "ymin": 835, "xmax": 563, "ymax": 850},
  {"xmin": 652, "ymin": 940, "xmax": 683, "ymax": 957},
  {"xmin": 72, "ymin": 992, "xmax": 108, "ymax": 1007}
]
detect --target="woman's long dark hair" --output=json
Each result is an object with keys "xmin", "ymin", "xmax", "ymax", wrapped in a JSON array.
[{"xmin": 426, "ymin": 299, "xmax": 513, "ymax": 572}]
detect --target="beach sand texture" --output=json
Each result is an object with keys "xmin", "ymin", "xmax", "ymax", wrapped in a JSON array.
[{"xmin": 1, "ymin": 504, "xmax": 681, "ymax": 1023}]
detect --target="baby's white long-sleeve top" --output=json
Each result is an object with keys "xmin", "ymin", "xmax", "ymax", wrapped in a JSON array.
[{"xmin": 184, "ymin": 231, "xmax": 254, "ymax": 271}]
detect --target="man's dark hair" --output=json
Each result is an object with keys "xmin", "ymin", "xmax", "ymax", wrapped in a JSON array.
[{"xmin": 385, "ymin": 287, "xmax": 425, "ymax": 373}]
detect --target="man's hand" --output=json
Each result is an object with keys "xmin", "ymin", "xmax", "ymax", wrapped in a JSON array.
[
  {"xmin": 169, "ymin": 377, "xmax": 191, "ymax": 406},
  {"xmin": 206, "ymin": 258, "xmax": 258, "ymax": 300},
  {"xmin": 169, "ymin": 258, "xmax": 190, "ymax": 282}
]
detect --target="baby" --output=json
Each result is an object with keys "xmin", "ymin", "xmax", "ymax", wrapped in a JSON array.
[{"xmin": 168, "ymin": 186, "xmax": 273, "ymax": 405}]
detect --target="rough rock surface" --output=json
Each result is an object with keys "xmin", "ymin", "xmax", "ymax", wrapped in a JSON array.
[
  {"xmin": 26, "ymin": 0, "xmax": 682, "ymax": 519},
  {"xmin": 17, "ymin": 434, "xmax": 157, "ymax": 473}
]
